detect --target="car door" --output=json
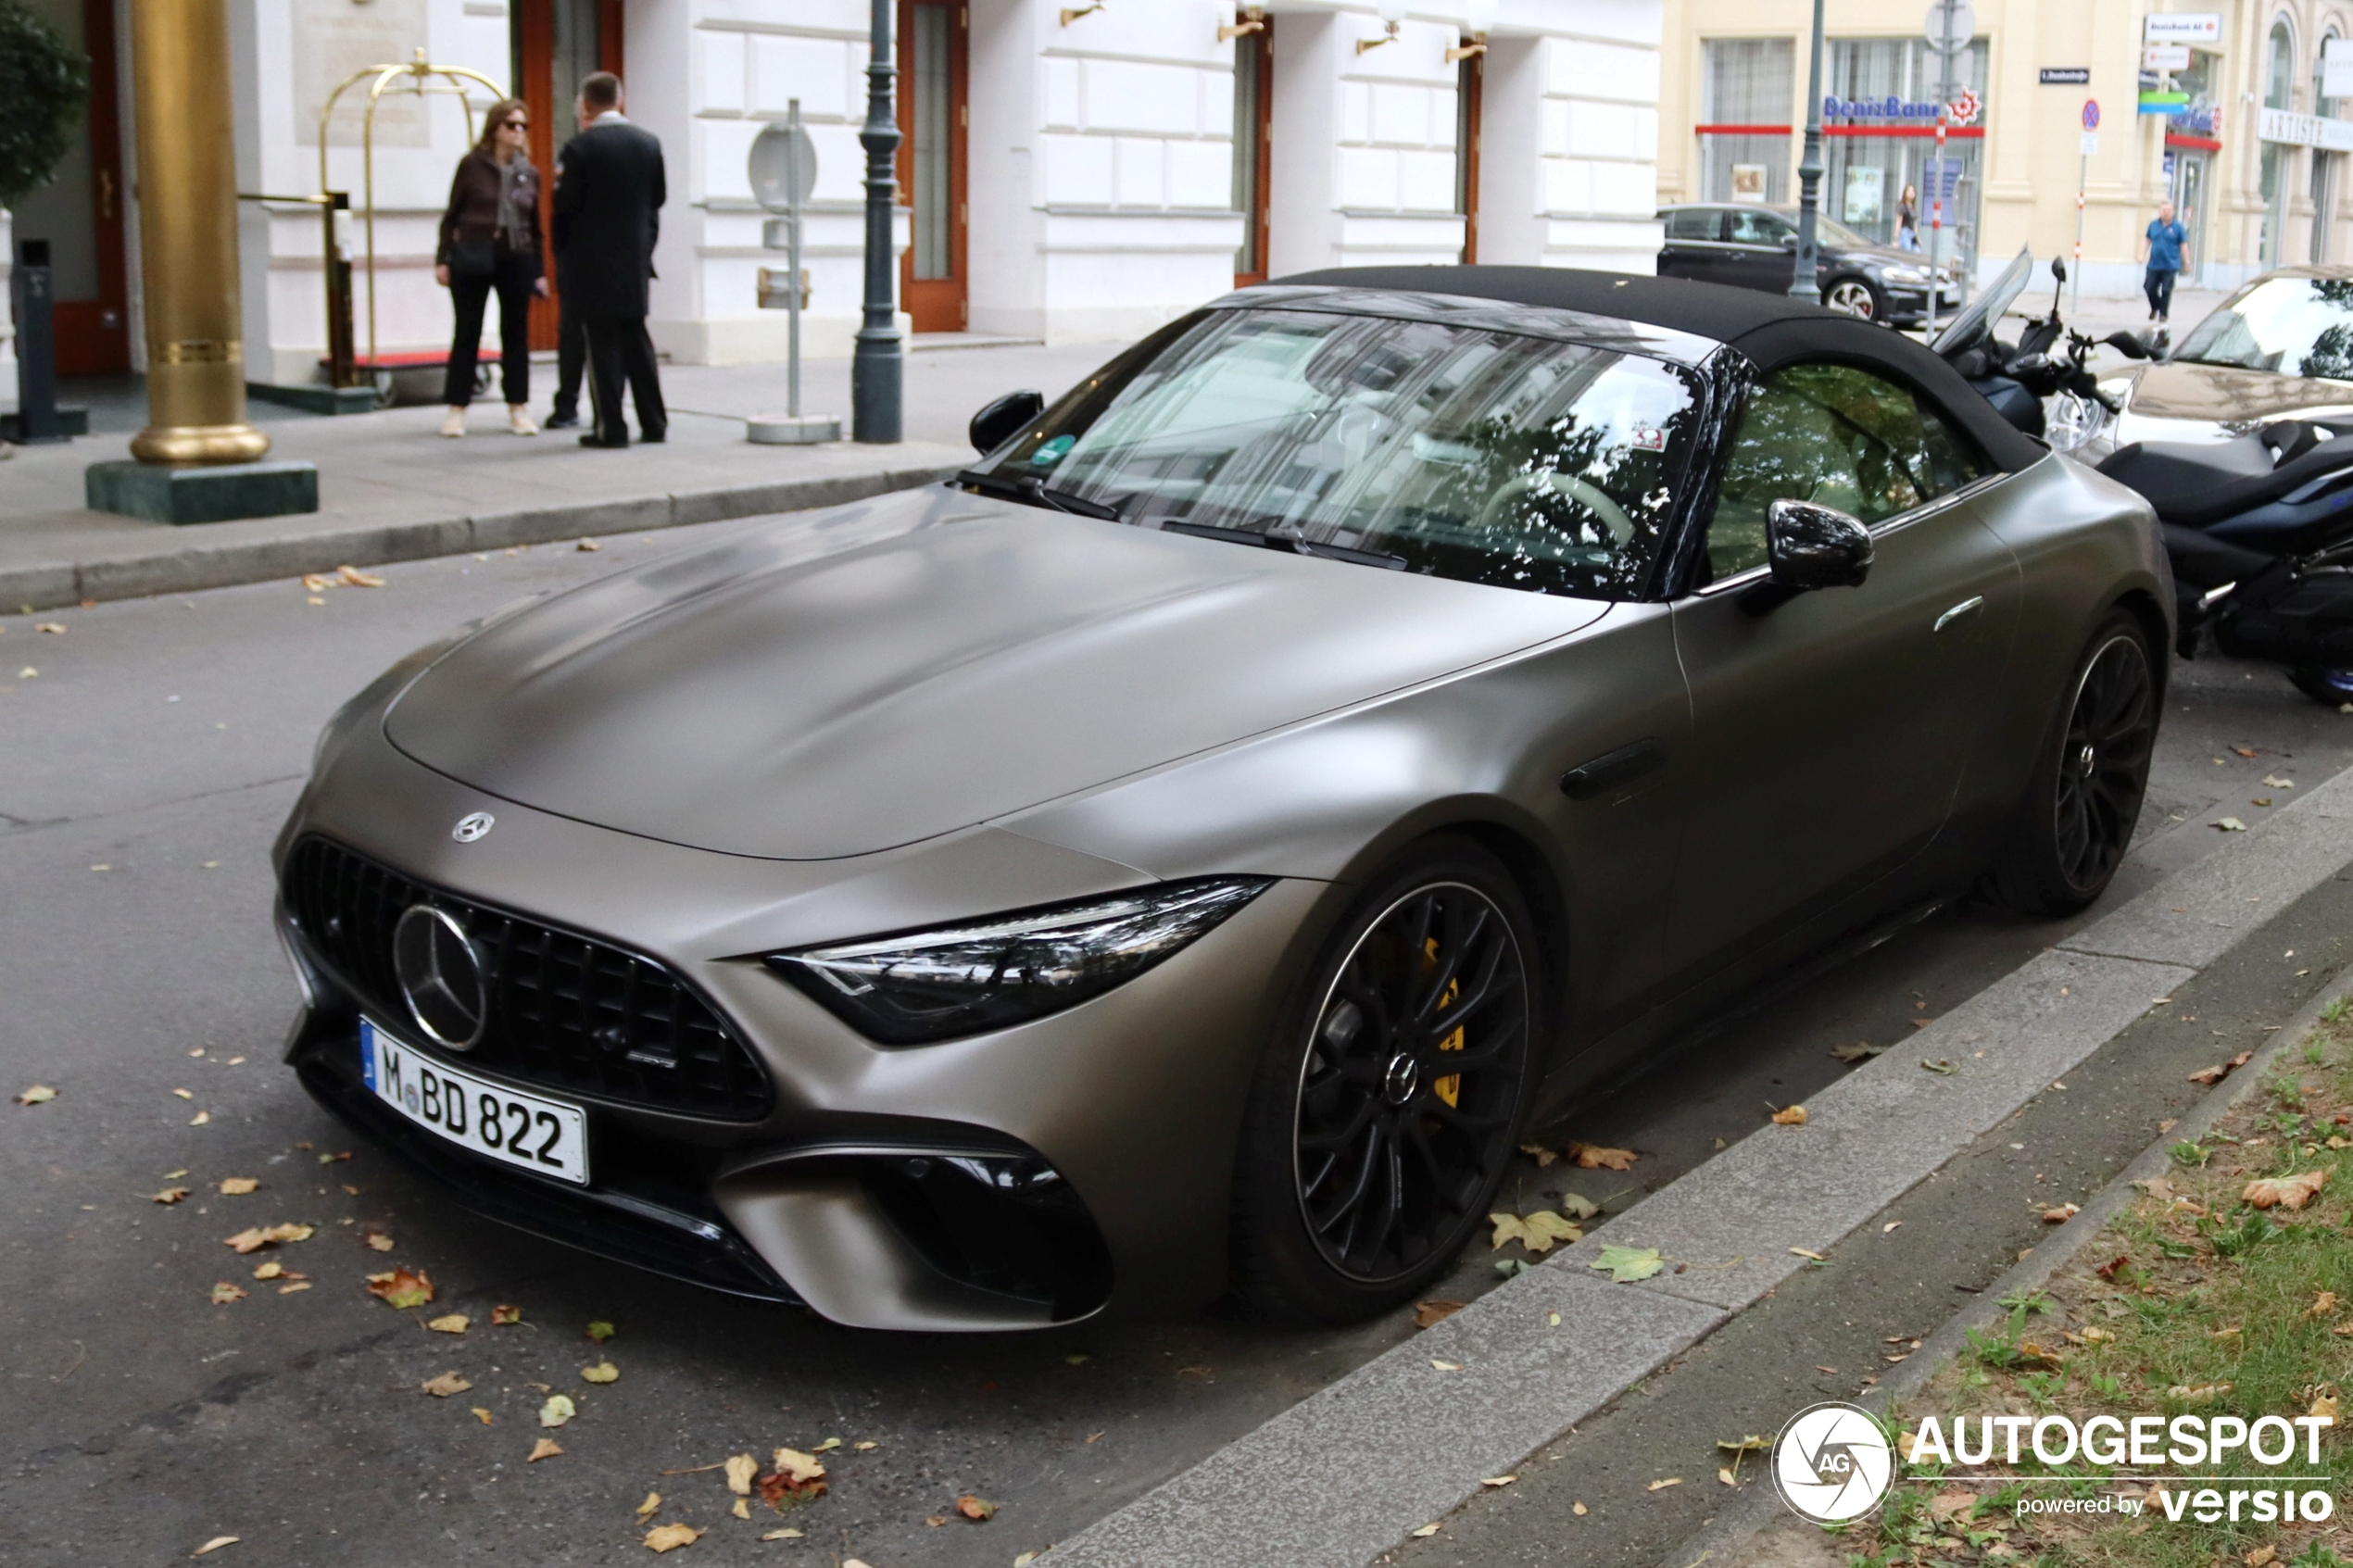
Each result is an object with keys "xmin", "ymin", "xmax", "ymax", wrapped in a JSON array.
[
  {"xmin": 1660, "ymin": 360, "xmax": 2021, "ymax": 977},
  {"xmin": 1657, "ymin": 207, "xmax": 1728, "ymax": 282},
  {"xmin": 1719, "ymin": 207, "xmax": 1798, "ymax": 295}
]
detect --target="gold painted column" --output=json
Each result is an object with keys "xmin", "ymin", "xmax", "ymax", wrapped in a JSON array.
[{"xmin": 126, "ymin": 0, "xmax": 269, "ymax": 465}]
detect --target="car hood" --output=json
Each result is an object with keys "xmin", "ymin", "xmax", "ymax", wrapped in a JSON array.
[
  {"xmin": 383, "ymin": 488, "xmax": 1604, "ymax": 859},
  {"xmin": 2119, "ymin": 358, "xmax": 2353, "ymax": 441}
]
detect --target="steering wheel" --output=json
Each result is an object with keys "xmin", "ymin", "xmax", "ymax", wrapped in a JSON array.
[{"xmin": 1476, "ymin": 470, "xmax": 1638, "ymax": 546}]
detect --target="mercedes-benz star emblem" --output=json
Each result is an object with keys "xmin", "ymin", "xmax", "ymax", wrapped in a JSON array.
[
  {"xmin": 393, "ymin": 905, "xmax": 489, "ymax": 1050},
  {"xmin": 451, "ymin": 811, "xmax": 496, "ymax": 844}
]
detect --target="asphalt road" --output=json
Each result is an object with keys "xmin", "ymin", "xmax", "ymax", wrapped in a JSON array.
[{"xmin": 3, "ymin": 511, "xmax": 2348, "ymax": 1568}]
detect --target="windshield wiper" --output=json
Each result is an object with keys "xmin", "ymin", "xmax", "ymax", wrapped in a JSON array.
[
  {"xmin": 955, "ymin": 468, "xmax": 1122, "ymax": 520},
  {"xmin": 1153, "ymin": 518, "xmax": 1406, "ymax": 571}
]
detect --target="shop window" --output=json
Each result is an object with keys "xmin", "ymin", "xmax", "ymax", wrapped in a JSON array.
[
  {"xmin": 1820, "ymin": 37, "xmax": 1987, "ymax": 254},
  {"xmin": 1700, "ymin": 39, "xmax": 1793, "ymax": 203}
]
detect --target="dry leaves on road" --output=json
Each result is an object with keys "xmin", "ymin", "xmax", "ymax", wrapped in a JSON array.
[
  {"xmin": 1413, "ymin": 1299, "xmax": 1466, "ymax": 1329},
  {"xmin": 1770, "ymin": 1104, "xmax": 1808, "ymax": 1125},
  {"xmin": 1490, "ymin": 1210, "xmax": 1583, "ymax": 1253},
  {"xmin": 427, "ymin": 1314, "xmax": 470, "ymax": 1335},
  {"xmin": 724, "ymin": 1453, "xmax": 759, "ymax": 1495},
  {"xmin": 2189, "ymin": 1051, "xmax": 2256, "ymax": 1086},
  {"xmin": 1830, "ymin": 1043, "xmax": 1884, "ymax": 1062},
  {"xmin": 2214, "ymin": 817, "xmax": 2249, "ymax": 832},
  {"xmin": 472, "ymin": 1408, "xmax": 494, "ymax": 1425},
  {"xmin": 421, "ymin": 1372, "xmax": 472, "ymax": 1398},
  {"xmin": 636, "ymin": 1493, "xmax": 662, "ymax": 1519},
  {"xmin": 363, "ymin": 1232, "xmax": 395, "ymax": 1252},
  {"xmin": 365, "ymin": 1267, "xmax": 433, "ymax": 1308},
  {"xmin": 491, "ymin": 1304, "xmax": 522, "ymax": 1325},
  {"xmin": 1647, "ymin": 1476, "xmax": 1683, "ymax": 1491},
  {"xmin": 1518, "ymin": 1141, "xmax": 1561, "ymax": 1167},
  {"xmin": 2244, "ymin": 1168, "xmax": 2329, "ymax": 1210},
  {"xmin": 209, "ymin": 1283, "xmax": 245, "ymax": 1305},
  {"xmin": 581, "ymin": 1361, "xmax": 619, "ymax": 1384},
  {"xmin": 217, "ymin": 1178, "xmax": 258, "ymax": 1196},
  {"xmin": 538, "ymin": 1394, "xmax": 576, "ymax": 1428},
  {"xmin": 956, "ymin": 1495, "xmax": 999, "ymax": 1522},
  {"xmin": 585, "ymin": 1320, "xmax": 617, "ymax": 1342},
  {"xmin": 643, "ymin": 1523, "xmax": 703, "ymax": 1552},
  {"xmin": 2043, "ymin": 1203, "xmax": 2081, "ymax": 1223},
  {"xmin": 1591, "ymin": 1244, "xmax": 1666, "ymax": 1283},
  {"xmin": 224, "ymin": 1223, "xmax": 312, "ymax": 1255},
  {"xmin": 1568, "ymin": 1142, "xmax": 1636, "ymax": 1170},
  {"xmin": 527, "ymin": 1438, "xmax": 562, "ymax": 1461},
  {"xmin": 192, "ymin": 1537, "xmax": 240, "ymax": 1557},
  {"xmin": 18, "ymin": 1085, "xmax": 57, "ymax": 1106},
  {"xmin": 759, "ymin": 1448, "xmax": 828, "ymax": 1506},
  {"xmin": 153, "ymin": 1186, "xmax": 190, "ymax": 1204}
]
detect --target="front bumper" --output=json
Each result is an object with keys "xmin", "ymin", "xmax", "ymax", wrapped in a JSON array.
[{"xmin": 276, "ymin": 718, "xmax": 1324, "ymax": 1332}]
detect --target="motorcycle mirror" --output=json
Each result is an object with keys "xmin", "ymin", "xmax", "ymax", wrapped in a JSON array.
[
  {"xmin": 970, "ymin": 389, "xmax": 1046, "ymax": 455},
  {"xmin": 2101, "ymin": 331, "xmax": 2151, "ymax": 360},
  {"xmin": 2051, "ymin": 258, "xmax": 2068, "ymax": 283}
]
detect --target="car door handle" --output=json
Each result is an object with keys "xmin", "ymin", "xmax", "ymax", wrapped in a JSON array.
[
  {"xmin": 1933, "ymin": 596, "xmax": 1985, "ymax": 633},
  {"xmin": 1561, "ymin": 737, "xmax": 1666, "ymax": 800}
]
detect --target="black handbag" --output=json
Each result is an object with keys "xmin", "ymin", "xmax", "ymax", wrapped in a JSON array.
[{"xmin": 448, "ymin": 238, "xmax": 497, "ymax": 279}]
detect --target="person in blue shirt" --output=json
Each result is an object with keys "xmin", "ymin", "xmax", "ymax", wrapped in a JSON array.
[{"xmin": 2138, "ymin": 201, "xmax": 2190, "ymax": 324}]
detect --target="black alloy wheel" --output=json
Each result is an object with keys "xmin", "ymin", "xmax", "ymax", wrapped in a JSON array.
[
  {"xmin": 1985, "ymin": 611, "xmax": 2158, "ymax": 915},
  {"xmin": 1232, "ymin": 838, "xmax": 1538, "ymax": 1322}
]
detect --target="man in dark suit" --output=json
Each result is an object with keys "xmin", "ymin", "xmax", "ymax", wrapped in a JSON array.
[{"xmin": 552, "ymin": 71, "xmax": 666, "ymax": 448}]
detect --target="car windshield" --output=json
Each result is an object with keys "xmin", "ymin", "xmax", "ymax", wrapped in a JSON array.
[
  {"xmin": 966, "ymin": 307, "xmax": 1705, "ymax": 601},
  {"xmin": 1814, "ymin": 215, "xmax": 1872, "ymax": 248},
  {"xmin": 2173, "ymin": 276, "xmax": 2353, "ymax": 378}
]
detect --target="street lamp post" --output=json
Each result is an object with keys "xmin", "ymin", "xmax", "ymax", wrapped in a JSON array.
[
  {"xmin": 852, "ymin": 0, "xmax": 902, "ymax": 444},
  {"xmin": 1787, "ymin": 0, "xmax": 1827, "ymax": 303}
]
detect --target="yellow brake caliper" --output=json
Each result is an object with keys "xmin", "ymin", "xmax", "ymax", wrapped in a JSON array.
[{"xmin": 1425, "ymin": 937, "xmax": 1462, "ymax": 1107}]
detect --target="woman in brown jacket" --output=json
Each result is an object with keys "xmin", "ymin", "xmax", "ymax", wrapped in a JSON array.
[{"xmin": 434, "ymin": 98, "xmax": 547, "ymax": 437}]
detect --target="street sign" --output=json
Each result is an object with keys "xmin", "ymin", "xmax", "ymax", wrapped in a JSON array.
[
  {"xmin": 748, "ymin": 120, "xmax": 819, "ymax": 214},
  {"xmin": 2081, "ymin": 130, "xmax": 2100, "ymax": 155},
  {"xmin": 1924, "ymin": 0, "xmax": 1974, "ymax": 51},
  {"xmin": 2144, "ymin": 12, "xmax": 2221, "ymax": 44},
  {"xmin": 1921, "ymin": 157, "xmax": 1963, "ymax": 203},
  {"xmin": 2039, "ymin": 68, "xmax": 2090, "ymax": 85},
  {"xmin": 2327, "ymin": 36, "xmax": 2353, "ymax": 99},
  {"xmin": 2082, "ymin": 98, "xmax": 2101, "ymax": 131},
  {"xmin": 2143, "ymin": 43, "xmax": 2191, "ymax": 71}
]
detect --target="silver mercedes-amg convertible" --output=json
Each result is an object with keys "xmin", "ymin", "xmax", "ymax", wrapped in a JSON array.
[{"xmin": 276, "ymin": 268, "xmax": 2171, "ymax": 1332}]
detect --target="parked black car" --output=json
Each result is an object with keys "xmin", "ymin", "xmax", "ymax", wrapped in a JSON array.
[{"xmin": 1656, "ymin": 203, "xmax": 1960, "ymax": 325}]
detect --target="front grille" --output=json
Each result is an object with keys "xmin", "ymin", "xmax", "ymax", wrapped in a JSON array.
[{"xmin": 283, "ymin": 836, "xmax": 773, "ymax": 1121}]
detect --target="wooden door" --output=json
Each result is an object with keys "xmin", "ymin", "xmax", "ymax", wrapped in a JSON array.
[
  {"xmin": 49, "ymin": 0, "xmax": 130, "ymax": 376},
  {"xmin": 898, "ymin": 0, "xmax": 968, "ymax": 332},
  {"xmin": 513, "ymin": 0, "xmax": 623, "ymax": 350},
  {"xmin": 1233, "ymin": 23, "xmax": 1273, "ymax": 286},
  {"xmin": 1455, "ymin": 47, "xmax": 1482, "ymax": 263}
]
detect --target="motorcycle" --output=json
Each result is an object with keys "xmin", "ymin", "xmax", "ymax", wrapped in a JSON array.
[{"xmin": 1932, "ymin": 250, "xmax": 2353, "ymax": 706}]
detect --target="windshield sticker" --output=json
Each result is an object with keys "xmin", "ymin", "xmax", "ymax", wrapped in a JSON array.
[
  {"xmin": 1629, "ymin": 426, "xmax": 1667, "ymax": 452},
  {"xmin": 1032, "ymin": 434, "xmax": 1076, "ymax": 467}
]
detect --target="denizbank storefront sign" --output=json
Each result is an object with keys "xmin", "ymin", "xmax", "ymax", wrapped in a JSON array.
[{"xmin": 1822, "ymin": 90, "xmax": 1984, "ymax": 127}]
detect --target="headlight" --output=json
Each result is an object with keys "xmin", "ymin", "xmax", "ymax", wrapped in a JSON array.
[
  {"xmin": 768, "ymin": 877, "xmax": 1275, "ymax": 1045},
  {"xmin": 1882, "ymin": 265, "xmax": 1931, "ymax": 285}
]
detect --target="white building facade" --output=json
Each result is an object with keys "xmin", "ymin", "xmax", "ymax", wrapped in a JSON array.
[{"xmin": 13, "ymin": 0, "xmax": 1665, "ymax": 391}]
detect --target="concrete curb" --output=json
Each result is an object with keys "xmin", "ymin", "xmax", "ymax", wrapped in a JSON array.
[
  {"xmin": 1038, "ymin": 769, "xmax": 2353, "ymax": 1568},
  {"xmin": 0, "ymin": 458, "xmax": 963, "ymax": 612},
  {"xmin": 1657, "ymin": 953, "xmax": 2353, "ymax": 1568}
]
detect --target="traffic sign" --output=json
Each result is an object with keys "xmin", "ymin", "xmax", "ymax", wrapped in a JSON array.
[
  {"xmin": 1924, "ymin": 0, "xmax": 1974, "ymax": 51},
  {"xmin": 749, "ymin": 120, "xmax": 819, "ymax": 214},
  {"xmin": 2082, "ymin": 99, "xmax": 2100, "ymax": 131}
]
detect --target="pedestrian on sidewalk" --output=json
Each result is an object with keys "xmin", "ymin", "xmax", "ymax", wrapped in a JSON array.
[
  {"xmin": 2139, "ymin": 200, "xmax": 2190, "ymax": 326},
  {"xmin": 434, "ymin": 97, "xmax": 547, "ymax": 438},
  {"xmin": 544, "ymin": 94, "xmax": 595, "ymax": 432},
  {"xmin": 552, "ymin": 71, "xmax": 667, "ymax": 449},
  {"xmin": 1895, "ymin": 182, "xmax": 1920, "ymax": 252}
]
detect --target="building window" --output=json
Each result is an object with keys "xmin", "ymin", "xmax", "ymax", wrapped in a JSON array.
[
  {"xmin": 1819, "ymin": 37, "xmax": 1988, "ymax": 254},
  {"xmin": 2314, "ymin": 31, "xmax": 2338, "ymax": 262},
  {"xmin": 1700, "ymin": 39, "xmax": 1793, "ymax": 204},
  {"xmin": 2262, "ymin": 20, "xmax": 2296, "ymax": 266}
]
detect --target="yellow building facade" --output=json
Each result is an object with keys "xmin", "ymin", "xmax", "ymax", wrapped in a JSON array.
[{"xmin": 1658, "ymin": 0, "xmax": 2353, "ymax": 296}]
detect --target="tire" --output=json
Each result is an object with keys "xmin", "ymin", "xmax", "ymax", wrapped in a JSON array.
[
  {"xmin": 1824, "ymin": 276, "xmax": 1883, "ymax": 320},
  {"xmin": 1982, "ymin": 611, "xmax": 2158, "ymax": 916},
  {"xmin": 2289, "ymin": 666, "xmax": 2353, "ymax": 708},
  {"xmin": 1230, "ymin": 837, "xmax": 1541, "ymax": 1323}
]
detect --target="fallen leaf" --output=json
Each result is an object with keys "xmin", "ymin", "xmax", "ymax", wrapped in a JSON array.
[
  {"xmin": 336, "ymin": 564, "xmax": 386, "ymax": 588},
  {"xmin": 731, "ymin": 1499, "xmax": 749, "ymax": 1521},
  {"xmin": 1410, "ymin": 1524, "xmax": 1441, "ymax": 1538},
  {"xmin": 18, "ymin": 1085, "xmax": 58, "ymax": 1106},
  {"xmin": 1770, "ymin": 1105, "xmax": 1808, "ymax": 1125},
  {"xmin": 1414, "ymin": 1299, "xmax": 1466, "ymax": 1329},
  {"xmin": 366, "ymin": 1267, "xmax": 434, "ymax": 1308},
  {"xmin": 2233, "ymin": 746, "xmax": 2258, "ymax": 758},
  {"xmin": 2311, "ymin": 1291, "xmax": 2339, "ymax": 1317},
  {"xmin": 1789, "ymin": 1247, "xmax": 1827, "ymax": 1261},
  {"xmin": 278, "ymin": 1281, "xmax": 311, "ymax": 1295},
  {"xmin": 1592, "ymin": 1244, "xmax": 1666, "ymax": 1283},
  {"xmin": 527, "ymin": 1437, "xmax": 562, "ymax": 1461},
  {"xmin": 643, "ymin": 1523, "xmax": 703, "ymax": 1553},
  {"xmin": 2215, "ymin": 817, "xmax": 2248, "ymax": 832},
  {"xmin": 33, "ymin": 621, "xmax": 64, "ymax": 633},
  {"xmin": 585, "ymin": 1320, "xmax": 616, "ymax": 1342},
  {"xmin": 491, "ymin": 1304, "xmax": 522, "ymax": 1325},
  {"xmin": 538, "ymin": 1394, "xmax": 575, "ymax": 1428},
  {"xmin": 1480, "ymin": 1474, "xmax": 1516, "ymax": 1487},
  {"xmin": 1830, "ymin": 1043, "xmax": 1883, "ymax": 1062},
  {"xmin": 2133, "ymin": 1176, "xmax": 2177, "ymax": 1200},
  {"xmin": 252, "ymin": 1261, "xmax": 283, "ymax": 1281},
  {"xmin": 1569, "ymin": 1142, "xmax": 1637, "ymax": 1170},
  {"xmin": 217, "ymin": 1177, "xmax": 258, "ymax": 1196},
  {"xmin": 812, "ymin": 1437, "xmax": 842, "ymax": 1453},
  {"xmin": 1717, "ymin": 1436, "xmax": 1769, "ymax": 1453},
  {"xmin": 2264, "ymin": 775, "xmax": 2296, "ymax": 788},
  {"xmin": 189, "ymin": 1110, "xmax": 210, "ymax": 1125},
  {"xmin": 724, "ymin": 1453, "xmax": 759, "ymax": 1496},
  {"xmin": 759, "ymin": 1447, "xmax": 828, "ymax": 1505},
  {"xmin": 576, "ymin": 538, "xmax": 602, "ymax": 552},
  {"xmin": 1556, "ymin": 1191, "xmax": 1601, "ymax": 1221},
  {"xmin": 2244, "ymin": 1168, "xmax": 2328, "ymax": 1210},
  {"xmin": 581, "ymin": 1361, "xmax": 619, "ymax": 1384},
  {"xmin": 2310, "ymin": 1392, "xmax": 2341, "ymax": 1424},
  {"xmin": 1430, "ymin": 1359, "xmax": 1465, "ymax": 1372},
  {"xmin": 209, "ymin": 1282, "xmax": 245, "ymax": 1304},
  {"xmin": 2168, "ymin": 1382, "xmax": 2233, "ymax": 1401},
  {"xmin": 760, "ymin": 1531, "xmax": 802, "ymax": 1542},
  {"xmin": 1920, "ymin": 1058, "xmax": 1957, "ymax": 1075},
  {"xmin": 853, "ymin": 1440, "xmax": 878, "ymax": 1451},
  {"xmin": 1648, "ymin": 1476, "xmax": 1683, "ymax": 1491},
  {"xmin": 364, "ymin": 1232, "xmax": 395, "ymax": 1252},
  {"xmin": 1518, "ymin": 1141, "xmax": 1559, "ymax": 1168},
  {"xmin": 956, "ymin": 1495, "xmax": 998, "ymax": 1522},
  {"xmin": 2043, "ymin": 1203, "xmax": 2081, "ymax": 1223},
  {"xmin": 153, "ymin": 1186, "xmax": 190, "ymax": 1204},
  {"xmin": 421, "ymin": 1371, "xmax": 472, "ymax": 1398},
  {"xmin": 1488, "ymin": 1210, "xmax": 1583, "ymax": 1254},
  {"xmin": 427, "ymin": 1313, "xmax": 470, "ymax": 1335},
  {"xmin": 636, "ymin": 1492, "xmax": 662, "ymax": 1519},
  {"xmin": 1718, "ymin": 1467, "xmax": 1738, "ymax": 1486},
  {"xmin": 471, "ymin": 1407, "xmax": 493, "ymax": 1425},
  {"xmin": 1572, "ymin": 1501, "xmax": 1588, "ymax": 1515},
  {"xmin": 192, "ymin": 1538, "xmax": 240, "ymax": 1557}
]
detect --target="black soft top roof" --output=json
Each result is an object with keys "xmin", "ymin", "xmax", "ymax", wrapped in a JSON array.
[{"xmin": 1271, "ymin": 265, "xmax": 2047, "ymax": 472}]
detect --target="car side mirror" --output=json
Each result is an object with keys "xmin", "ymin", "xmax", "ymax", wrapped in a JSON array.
[
  {"xmin": 2102, "ymin": 330, "xmax": 2151, "ymax": 360},
  {"xmin": 1766, "ymin": 498, "xmax": 1872, "ymax": 590},
  {"xmin": 970, "ymin": 390, "xmax": 1044, "ymax": 455}
]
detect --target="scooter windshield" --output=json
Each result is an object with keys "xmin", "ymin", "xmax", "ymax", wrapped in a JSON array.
[{"xmin": 1931, "ymin": 248, "xmax": 2033, "ymax": 360}]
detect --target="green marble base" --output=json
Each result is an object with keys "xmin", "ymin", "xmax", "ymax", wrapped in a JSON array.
[{"xmin": 86, "ymin": 459, "xmax": 320, "ymax": 525}]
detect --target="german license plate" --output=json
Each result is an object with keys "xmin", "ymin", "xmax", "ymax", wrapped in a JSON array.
[{"xmin": 360, "ymin": 1019, "xmax": 589, "ymax": 1185}]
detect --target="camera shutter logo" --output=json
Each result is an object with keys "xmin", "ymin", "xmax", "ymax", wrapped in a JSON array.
[
  {"xmin": 1772, "ymin": 1401, "xmax": 1896, "ymax": 1523},
  {"xmin": 452, "ymin": 811, "xmax": 496, "ymax": 844},
  {"xmin": 393, "ymin": 905, "xmax": 490, "ymax": 1051}
]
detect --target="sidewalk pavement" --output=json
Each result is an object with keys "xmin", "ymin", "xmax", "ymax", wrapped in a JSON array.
[{"xmin": 0, "ymin": 339, "xmax": 1111, "ymax": 612}]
